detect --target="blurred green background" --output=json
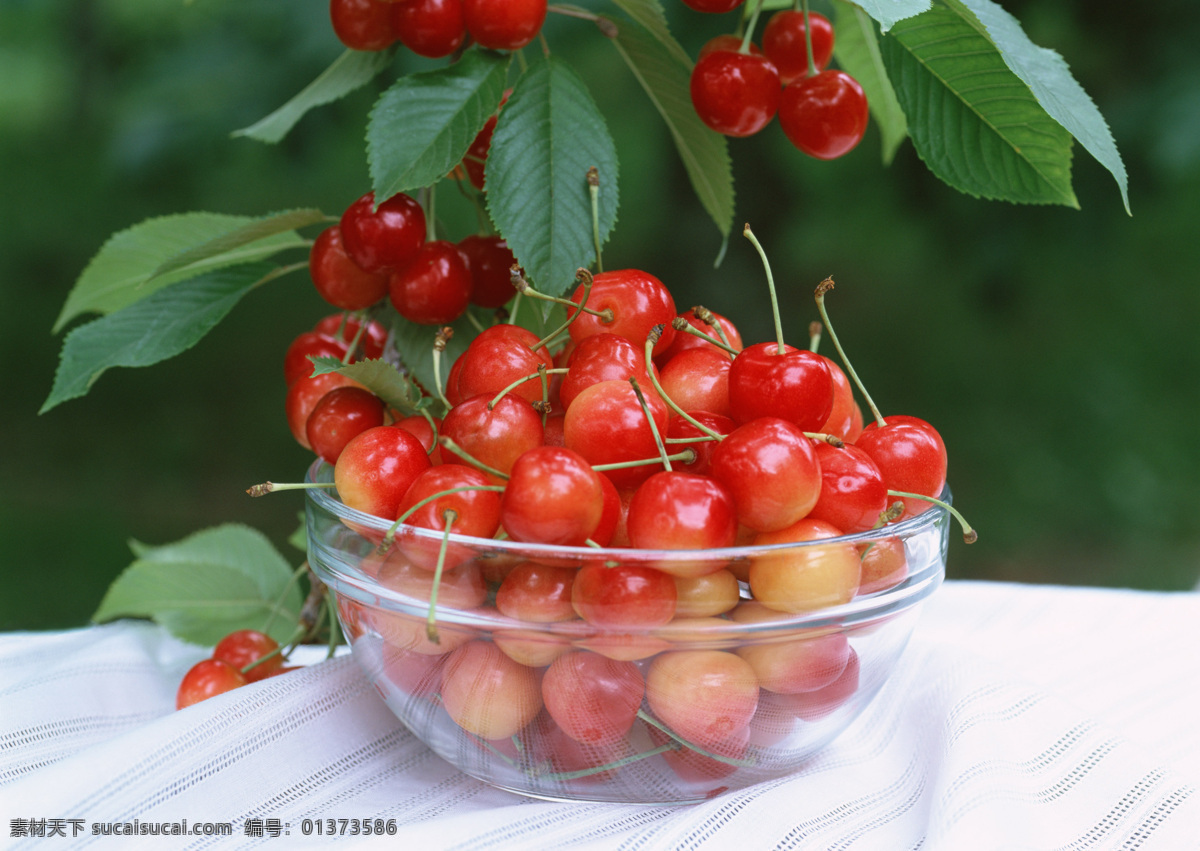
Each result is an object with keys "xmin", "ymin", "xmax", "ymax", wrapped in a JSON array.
[{"xmin": 3, "ymin": 0, "xmax": 1198, "ymax": 632}]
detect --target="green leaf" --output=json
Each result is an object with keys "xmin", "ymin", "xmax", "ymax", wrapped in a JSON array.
[
  {"xmin": 308, "ymin": 355, "xmax": 425, "ymax": 414},
  {"xmin": 832, "ymin": 1, "xmax": 908, "ymax": 165},
  {"xmin": 233, "ymin": 47, "xmax": 398, "ymax": 144},
  {"xmin": 851, "ymin": 0, "xmax": 931, "ymax": 32},
  {"xmin": 485, "ymin": 55, "xmax": 619, "ymax": 297},
  {"xmin": 388, "ymin": 310, "xmax": 478, "ymax": 400},
  {"xmin": 607, "ymin": 0, "xmax": 691, "ymax": 67},
  {"xmin": 368, "ymin": 49, "xmax": 511, "ymax": 201},
  {"xmin": 42, "ymin": 263, "xmax": 276, "ymax": 413},
  {"xmin": 881, "ymin": 6, "xmax": 1077, "ymax": 207},
  {"xmin": 149, "ymin": 208, "xmax": 326, "ymax": 282},
  {"xmin": 610, "ymin": 16, "xmax": 734, "ymax": 240},
  {"xmin": 94, "ymin": 524, "xmax": 304, "ymax": 646},
  {"xmin": 53, "ymin": 213, "xmax": 307, "ymax": 334},
  {"xmin": 948, "ymin": 0, "xmax": 1130, "ymax": 214}
]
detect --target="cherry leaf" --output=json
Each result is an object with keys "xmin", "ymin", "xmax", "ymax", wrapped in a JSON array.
[{"xmin": 308, "ymin": 355, "xmax": 425, "ymax": 415}]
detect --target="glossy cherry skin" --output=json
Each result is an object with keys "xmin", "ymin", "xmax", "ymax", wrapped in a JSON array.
[
  {"xmin": 461, "ymin": 0, "xmax": 546, "ymax": 50},
  {"xmin": 457, "ymin": 234, "xmax": 517, "ymax": 308},
  {"xmin": 727, "ymin": 342, "xmax": 834, "ymax": 432},
  {"xmin": 854, "ymin": 414, "xmax": 948, "ymax": 518},
  {"xmin": 453, "ymin": 324, "xmax": 553, "ymax": 406},
  {"xmin": 626, "ymin": 470, "xmax": 738, "ymax": 552},
  {"xmin": 395, "ymin": 464, "xmax": 502, "ymax": 558},
  {"xmin": 440, "ymin": 640, "xmax": 543, "ymax": 739},
  {"xmin": 750, "ymin": 518, "xmax": 861, "ymax": 613},
  {"xmin": 562, "ymin": 378, "xmax": 671, "ymax": 491},
  {"xmin": 500, "ymin": 446, "xmax": 604, "ymax": 546},
  {"xmin": 542, "ymin": 651, "xmax": 645, "ymax": 746},
  {"xmin": 284, "ymin": 331, "xmax": 348, "ymax": 387},
  {"xmin": 329, "ymin": 0, "xmax": 397, "ymax": 51},
  {"xmin": 666, "ymin": 412, "xmax": 736, "ymax": 476},
  {"xmin": 313, "ymin": 314, "xmax": 388, "ymax": 360},
  {"xmin": 390, "ymin": 0, "xmax": 466, "ymax": 58},
  {"xmin": 176, "ymin": 659, "xmax": 246, "ymax": 709},
  {"xmin": 817, "ymin": 354, "xmax": 859, "ymax": 442},
  {"xmin": 339, "ymin": 191, "xmax": 427, "ymax": 274},
  {"xmin": 305, "ymin": 386, "xmax": 387, "ymax": 464},
  {"xmin": 212, "ymin": 629, "xmax": 283, "ymax": 683},
  {"xmin": 646, "ymin": 650, "xmax": 759, "ymax": 750},
  {"xmin": 439, "ymin": 392, "xmax": 544, "ymax": 482},
  {"xmin": 657, "ymin": 347, "xmax": 732, "ymax": 419},
  {"xmin": 571, "ymin": 562, "xmax": 677, "ymax": 628},
  {"xmin": 285, "ymin": 371, "xmax": 363, "ymax": 450},
  {"xmin": 806, "ymin": 442, "xmax": 889, "ymax": 534},
  {"xmin": 690, "ymin": 49, "xmax": 781, "ymax": 137},
  {"xmin": 559, "ymin": 333, "xmax": 657, "ymax": 411},
  {"xmin": 387, "ymin": 239, "xmax": 472, "ymax": 325},
  {"xmin": 709, "ymin": 417, "xmax": 823, "ymax": 532},
  {"xmin": 309, "ymin": 226, "xmax": 389, "ymax": 311},
  {"xmin": 761, "ymin": 10, "xmax": 835, "ymax": 84},
  {"xmin": 778, "ymin": 70, "xmax": 869, "ymax": 160},
  {"xmin": 567, "ymin": 269, "xmax": 677, "ymax": 359},
  {"xmin": 333, "ymin": 425, "xmax": 433, "ymax": 519},
  {"xmin": 495, "ymin": 562, "xmax": 578, "ymax": 622}
]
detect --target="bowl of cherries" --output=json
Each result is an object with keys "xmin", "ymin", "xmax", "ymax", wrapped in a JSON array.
[{"xmin": 294, "ymin": 221, "xmax": 971, "ymax": 804}]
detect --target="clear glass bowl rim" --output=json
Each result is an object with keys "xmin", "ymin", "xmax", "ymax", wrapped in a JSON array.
[{"xmin": 305, "ymin": 459, "xmax": 949, "ymax": 638}]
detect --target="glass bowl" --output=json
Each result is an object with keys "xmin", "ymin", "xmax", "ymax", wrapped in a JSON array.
[{"xmin": 305, "ymin": 459, "xmax": 949, "ymax": 804}]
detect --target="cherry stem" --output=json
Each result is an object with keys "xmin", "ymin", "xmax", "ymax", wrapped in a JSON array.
[
  {"xmin": 588, "ymin": 166, "xmax": 604, "ymax": 273},
  {"xmin": 814, "ymin": 277, "xmax": 886, "ymax": 427},
  {"xmin": 239, "ymin": 630, "xmax": 300, "ymax": 677},
  {"xmin": 488, "ymin": 367, "xmax": 567, "ymax": 410},
  {"xmin": 426, "ymin": 183, "xmax": 438, "ymax": 242},
  {"xmin": 379, "ymin": 484, "xmax": 505, "ymax": 552},
  {"xmin": 438, "ymin": 436, "xmax": 509, "ymax": 481},
  {"xmin": 801, "ymin": 0, "xmax": 818, "ymax": 78},
  {"xmin": 629, "ymin": 377, "xmax": 671, "ymax": 472},
  {"xmin": 514, "ymin": 272, "xmax": 612, "ymax": 322},
  {"xmin": 432, "ymin": 326, "xmax": 454, "ymax": 410},
  {"xmin": 245, "ymin": 481, "xmax": 335, "ymax": 498},
  {"xmin": 529, "ymin": 267, "xmax": 599, "ymax": 352},
  {"xmin": 592, "ymin": 449, "xmax": 696, "ymax": 473},
  {"xmin": 425, "ymin": 509, "xmax": 458, "ymax": 644},
  {"xmin": 742, "ymin": 224, "xmax": 787, "ymax": 354},
  {"xmin": 739, "ymin": 0, "xmax": 767, "ymax": 54},
  {"xmin": 692, "ymin": 305, "xmax": 735, "ymax": 354},
  {"xmin": 805, "ymin": 431, "xmax": 844, "ymax": 447},
  {"xmin": 808, "ymin": 320, "xmax": 822, "ymax": 353},
  {"xmin": 261, "ymin": 561, "xmax": 311, "ymax": 635},
  {"xmin": 887, "ymin": 490, "xmax": 978, "ymax": 544},
  {"xmin": 635, "ymin": 710, "xmax": 757, "ymax": 767},
  {"xmin": 341, "ymin": 311, "xmax": 369, "ymax": 364},
  {"xmin": 644, "ymin": 327, "xmax": 724, "ymax": 441},
  {"xmin": 416, "ymin": 407, "xmax": 442, "ymax": 457},
  {"xmin": 669, "ymin": 316, "xmax": 738, "ymax": 356},
  {"xmin": 541, "ymin": 742, "xmax": 676, "ymax": 781},
  {"xmin": 873, "ymin": 500, "xmax": 905, "ymax": 528}
]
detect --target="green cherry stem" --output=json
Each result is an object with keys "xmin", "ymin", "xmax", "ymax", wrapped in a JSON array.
[
  {"xmin": 808, "ymin": 320, "xmax": 823, "ymax": 353},
  {"xmin": 541, "ymin": 742, "xmax": 677, "ymax": 781},
  {"xmin": 529, "ymin": 267, "xmax": 603, "ymax": 352},
  {"xmin": 379, "ymin": 483, "xmax": 506, "ymax": 552},
  {"xmin": 644, "ymin": 328, "xmax": 725, "ymax": 441},
  {"xmin": 742, "ymin": 224, "xmax": 787, "ymax": 354},
  {"xmin": 801, "ymin": 0, "xmax": 817, "ymax": 78},
  {"xmin": 635, "ymin": 710, "xmax": 758, "ymax": 767},
  {"xmin": 739, "ymin": 0, "xmax": 767, "ymax": 54},
  {"xmin": 488, "ymin": 367, "xmax": 568, "ymax": 410},
  {"xmin": 437, "ymin": 436, "xmax": 509, "ymax": 481},
  {"xmin": 668, "ymin": 316, "xmax": 739, "ymax": 356},
  {"xmin": 432, "ymin": 326, "xmax": 454, "ymax": 411},
  {"xmin": 588, "ymin": 166, "xmax": 604, "ymax": 273},
  {"xmin": 629, "ymin": 376, "xmax": 672, "ymax": 472},
  {"xmin": 592, "ymin": 450, "xmax": 696, "ymax": 473},
  {"xmin": 245, "ymin": 481, "xmax": 335, "ymax": 498},
  {"xmin": 887, "ymin": 489, "xmax": 978, "ymax": 544},
  {"xmin": 692, "ymin": 305, "xmax": 736, "ymax": 354},
  {"xmin": 426, "ymin": 509, "xmax": 458, "ymax": 644},
  {"xmin": 814, "ymin": 277, "xmax": 886, "ymax": 427}
]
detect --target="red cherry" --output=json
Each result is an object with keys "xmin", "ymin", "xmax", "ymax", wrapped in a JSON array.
[
  {"xmin": 854, "ymin": 415, "xmax": 948, "ymax": 518},
  {"xmin": 500, "ymin": 446, "xmax": 604, "ymax": 546},
  {"xmin": 338, "ymin": 191, "xmax": 427, "ymax": 274},
  {"xmin": 559, "ymin": 333, "xmax": 657, "ymax": 411},
  {"xmin": 571, "ymin": 562, "xmax": 677, "ymax": 628},
  {"xmin": 656, "ymin": 346, "xmax": 732, "ymax": 419},
  {"xmin": 562, "ymin": 378, "xmax": 671, "ymax": 491},
  {"xmin": 816, "ymin": 354, "xmax": 858, "ymax": 441},
  {"xmin": 567, "ymin": 269, "xmax": 677, "ymax": 359},
  {"xmin": 305, "ymin": 386, "xmax": 387, "ymax": 464},
  {"xmin": 283, "ymin": 331, "xmax": 348, "ymax": 387},
  {"xmin": 453, "ymin": 324, "xmax": 553, "ymax": 406},
  {"xmin": 461, "ymin": 0, "xmax": 546, "ymax": 50},
  {"xmin": 329, "ymin": 0, "xmax": 397, "ymax": 51},
  {"xmin": 727, "ymin": 341, "xmax": 834, "ymax": 432},
  {"xmin": 665, "ymin": 412, "xmax": 736, "ymax": 476},
  {"xmin": 390, "ymin": 0, "xmax": 466, "ymax": 58},
  {"xmin": 709, "ymin": 417, "xmax": 822, "ymax": 532},
  {"xmin": 761, "ymin": 10, "xmax": 835, "ymax": 84},
  {"xmin": 679, "ymin": 0, "xmax": 744, "ymax": 13},
  {"xmin": 333, "ymin": 425, "xmax": 433, "ymax": 519},
  {"xmin": 457, "ymin": 234, "xmax": 517, "ymax": 308},
  {"xmin": 778, "ymin": 70, "xmax": 869, "ymax": 160},
  {"xmin": 387, "ymin": 239, "xmax": 472, "ymax": 325},
  {"xmin": 212, "ymin": 629, "xmax": 283, "ymax": 683},
  {"xmin": 656, "ymin": 307, "xmax": 743, "ymax": 364},
  {"xmin": 285, "ymin": 371, "xmax": 362, "ymax": 450},
  {"xmin": 309, "ymin": 226, "xmax": 389, "ymax": 311},
  {"xmin": 495, "ymin": 562, "xmax": 578, "ymax": 623},
  {"xmin": 313, "ymin": 314, "xmax": 388, "ymax": 360},
  {"xmin": 391, "ymin": 413, "xmax": 443, "ymax": 464},
  {"xmin": 396, "ymin": 463, "xmax": 502, "ymax": 539},
  {"xmin": 440, "ymin": 392, "xmax": 545, "ymax": 482},
  {"xmin": 176, "ymin": 659, "xmax": 247, "ymax": 710},
  {"xmin": 807, "ymin": 442, "xmax": 888, "ymax": 534},
  {"xmin": 690, "ymin": 48, "xmax": 781, "ymax": 137},
  {"xmin": 542, "ymin": 651, "xmax": 645, "ymax": 745},
  {"xmin": 626, "ymin": 470, "xmax": 738, "ymax": 552}
]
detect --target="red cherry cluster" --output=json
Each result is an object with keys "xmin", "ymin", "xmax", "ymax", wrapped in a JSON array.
[
  {"xmin": 176, "ymin": 629, "xmax": 289, "ymax": 709},
  {"xmin": 329, "ymin": 0, "xmax": 547, "ymax": 56},
  {"xmin": 686, "ymin": 5, "xmax": 869, "ymax": 160}
]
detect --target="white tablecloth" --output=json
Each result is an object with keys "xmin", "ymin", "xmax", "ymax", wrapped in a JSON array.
[{"xmin": 3, "ymin": 580, "xmax": 1199, "ymax": 849}]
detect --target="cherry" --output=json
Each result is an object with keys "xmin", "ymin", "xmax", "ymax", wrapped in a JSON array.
[
  {"xmin": 305, "ymin": 386, "xmax": 387, "ymax": 464},
  {"xmin": 673, "ymin": 569, "xmax": 740, "ymax": 618},
  {"xmin": 709, "ymin": 417, "xmax": 822, "ymax": 532},
  {"xmin": 665, "ymin": 412, "xmax": 736, "ymax": 477},
  {"xmin": 457, "ymin": 234, "xmax": 516, "ymax": 308},
  {"xmin": 678, "ymin": 0, "xmax": 744, "ymax": 14},
  {"xmin": 542, "ymin": 651, "xmax": 645, "ymax": 745},
  {"xmin": 689, "ymin": 48, "xmax": 781, "ymax": 138},
  {"xmin": 562, "ymin": 378, "xmax": 670, "ymax": 491},
  {"xmin": 500, "ymin": 446, "xmax": 604, "ymax": 546},
  {"xmin": 727, "ymin": 341, "xmax": 834, "ymax": 431},
  {"xmin": 396, "ymin": 463, "xmax": 502, "ymax": 539},
  {"xmin": 571, "ymin": 562, "xmax": 677, "ymax": 628},
  {"xmin": 308, "ymin": 226, "xmax": 390, "ymax": 311},
  {"xmin": 778, "ymin": 70, "xmax": 869, "ymax": 160},
  {"xmin": 749, "ymin": 518, "xmax": 862, "ymax": 613},
  {"xmin": 656, "ymin": 346, "xmax": 732, "ymax": 419},
  {"xmin": 855, "ymin": 415, "xmax": 948, "ymax": 518},
  {"xmin": 338, "ymin": 191, "xmax": 427, "ymax": 274},
  {"xmin": 380, "ymin": 642, "xmax": 446, "ymax": 700},
  {"xmin": 559, "ymin": 333, "xmax": 657, "ymax": 411},
  {"xmin": 440, "ymin": 392, "xmax": 544, "ymax": 482},
  {"xmin": 781, "ymin": 647, "xmax": 860, "ymax": 721},
  {"xmin": 453, "ymin": 324, "xmax": 553, "ymax": 406},
  {"xmin": 285, "ymin": 371, "xmax": 363, "ymax": 450},
  {"xmin": 461, "ymin": 0, "xmax": 546, "ymax": 51},
  {"xmin": 858, "ymin": 536, "xmax": 908, "ymax": 595},
  {"xmin": 387, "ymin": 239, "xmax": 472, "ymax": 325},
  {"xmin": 625, "ymin": 470, "xmax": 738, "ymax": 554},
  {"xmin": 456, "ymin": 89, "xmax": 509, "ymax": 190},
  {"xmin": 729, "ymin": 604, "xmax": 849, "ymax": 693},
  {"xmin": 567, "ymin": 269, "xmax": 677, "ymax": 359},
  {"xmin": 816, "ymin": 353, "xmax": 859, "ymax": 442},
  {"xmin": 645, "ymin": 650, "xmax": 758, "ymax": 749},
  {"xmin": 806, "ymin": 442, "xmax": 889, "ymax": 534},
  {"xmin": 440, "ymin": 640, "xmax": 543, "ymax": 739},
  {"xmin": 656, "ymin": 306, "xmax": 742, "ymax": 363},
  {"xmin": 313, "ymin": 314, "xmax": 388, "ymax": 360},
  {"xmin": 391, "ymin": 413, "xmax": 443, "ymax": 464},
  {"xmin": 283, "ymin": 330, "xmax": 348, "ymax": 387},
  {"xmin": 333, "ymin": 424, "xmax": 432, "ymax": 519},
  {"xmin": 329, "ymin": 0, "xmax": 398, "ymax": 52},
  {"xmin": 495, "ymin": 562, "xmax": 578, "ymax": 623},
  {"xmin": 212, "ymin": 629, "xmax": 283, "ymax": 683},
  {"xmin": 589, "ymin": 471, "xmax": 622, "ymax": 548},
  {"xmin": 176, "ymin": 659, "xmax": 246, "ymax": 710},
  {"xmin": 390, "ymin": 0, "xmax": 466, "ymax": 59},
  {"xmin": 761, "ymin": 9, "xmax": 835, "ymax": 85}
]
